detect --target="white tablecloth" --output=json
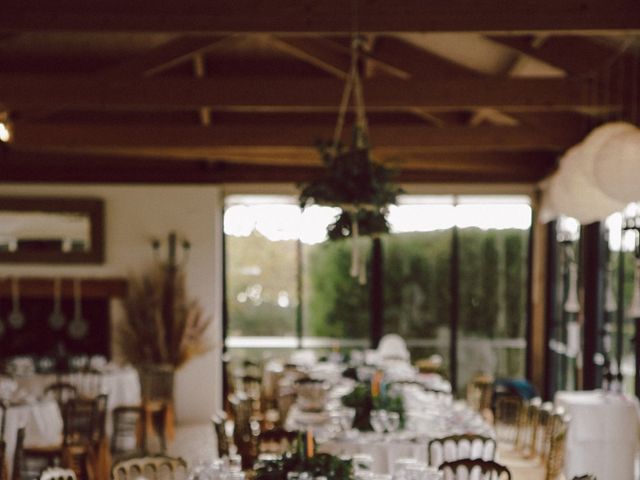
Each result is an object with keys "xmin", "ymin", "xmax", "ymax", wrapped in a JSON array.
[
  {"xmin": 555, "ymin": 390, "xmax": 640, "ymax": 480},
  {"xmin": 15, "ymin": 367, "xmax": 141, "ymax": 412},
  {"xmin": 3, "ymin": 399, "xmax": 63, "ymax": 479}
]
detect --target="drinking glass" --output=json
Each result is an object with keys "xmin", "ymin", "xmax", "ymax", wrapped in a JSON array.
[
  {"xmin": 228, "ymin": 454, "xmax": 242, "ymax": 473},
  {"xmin": 369, "ymin": 410, "xmax": 387, "ymax": 438},
  {"xmin": 340, "ymin": 407, "xmax": 356, "ymax": 433},
  {"xmin": 384, "ymin": 412, "xmax": 400, "ymax": 436}
]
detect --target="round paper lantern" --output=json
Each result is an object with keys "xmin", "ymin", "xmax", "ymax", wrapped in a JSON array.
[
  {"xmin": 594, "ymin": 127, "xmax": 640, "ymax": 204},
  {"xmin": 549, "ymin": 145, "xmax": 625, "ymax": 224},
  {"xmin": 581, "ymin": 122, "xmax": 637, "ymax": 176}
]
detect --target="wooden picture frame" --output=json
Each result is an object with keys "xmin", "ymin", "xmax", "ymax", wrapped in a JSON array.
[{"xmin": 0, "ymin": 196, "xmax": 105, "ymax": 264}]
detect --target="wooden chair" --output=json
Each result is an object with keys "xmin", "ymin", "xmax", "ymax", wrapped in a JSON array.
[
  {"xmin": 440, "ymin": 459, "xmax": 511, "ymax": 480},
  {"xmin": 571, "ymin": 476, "xmax": 595, "ymax": 480},
  {"xmin": 111, "ymin": 455, "xmax": 187, "ymax": 480},
  {"xmin": 229, "ymin": 393, "xmax": 259, "ymax": 469},
  {"xmin": 111, "ymin": 406, "xmax": 147, "ymax": 459},
  {"xmin": 466, "ymin": 374, "xmax": 494, "ymax": 414},
  {"xmin": 44, "ymin": 384, "xmax": 78, "ymax": 406},
  {"xmin": 494, "ymin": 395, "xmax": 523, "ymax": 446},
  {"xmin": 257, "ymin": 428, "xmax": 297, "ymax": 455},
  {"xmin": 210, "ymin": 412, "xmax": 229, "ymax": 458},
  {"xmin": 39, "ymin": 467, "xmax": 77, "ymax": 480},
  {"xmin": 428, "ymin": 434, "xmax": 496, "ymax": 467},
  {"xmin": 534, "ymin": 402, "xmax": 554, "ymax": 462},
  {"xmin": 545, "ymin": 413, "xmax": 570, "ymax": 480},
  {"xmin": 515, "ymin": 397, "xmax": 541, "ymax": 457}
]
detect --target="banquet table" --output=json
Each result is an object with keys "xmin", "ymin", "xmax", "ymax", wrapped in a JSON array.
[
  {"xmin": 3, "ymin": 399, "xmax": 63, "ymax": 480},
  {"xmin": 288, "ymin": 383, "xmax": 493, "ymax": 474},
  {"xmin": 14, "ymin": 366, "xmax": 141, "ymax": 413},
  {"xmin": 555, "ymin": 390, "xmax": 640, "ymax": 480}
]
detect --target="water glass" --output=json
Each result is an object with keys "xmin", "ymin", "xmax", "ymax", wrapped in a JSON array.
[
  {"xmin": 340, "ymin": 407, "xmax": 356, "ymax": 432},
  {"xmin": 384, "ymin": 412, "xmax": 400, "ymax": 435},
  {"xmin": 370, "ymin": 410, "xmax": 387, "ymax": 436}
]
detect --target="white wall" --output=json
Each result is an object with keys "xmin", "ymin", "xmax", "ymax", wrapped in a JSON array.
[{"xmin": 0, "ymin": 184, "xmax": 223, "ymax": 423}]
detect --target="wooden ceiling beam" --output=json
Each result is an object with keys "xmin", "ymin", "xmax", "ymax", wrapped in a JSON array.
[
  {"xmin": 1, "ymin": 1, "xmax": 639, "ymax": 34},
  {"xmin": 268, "ymin": 36, "xmax": 351, "ymax": 79},
  {"xmin": 0, "ymin": 75, "xmax": 612, "ymax": 112},
  {"xmin": 101, "ymin": 35, "xmax": 229, "ymax": 77},
  {"xmin": 0, "ymin": 149, "xmax": 554, "ymax": 184},
  {"xmin": 488, "ymin": 35, "xmax": 624, "ymax": 75},
  {"xmin": 9, "ymin": 122, "xmax": 582, "ymax": 151}
]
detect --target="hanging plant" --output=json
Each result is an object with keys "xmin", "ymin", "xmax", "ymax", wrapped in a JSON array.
[
  {"xmin": 299, "ymin": 137, "xmax": 402, "ymax": 215},
  {"xmin": 297, "ymin": 37, "xmax": 403, "ymax": 284}
]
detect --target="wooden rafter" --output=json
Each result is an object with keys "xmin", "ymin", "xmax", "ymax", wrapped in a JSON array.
[
  {"xmin": 0, "ymin": 149, "xmax": 556, "ymax": 184},
  {"xmin": 1, "ymin": 1, "xmax": 639, "ymax": 34},
  {"xmin": 101, "ymin": 34, "xmax": 229, "ymax": 77},
  {"xmin": 9, "ymin": 122, "xmax": 583, "ymax": 152},
  {"xmin": 0, "ymin": 75, "xmax": 612, "ymax": 112}
]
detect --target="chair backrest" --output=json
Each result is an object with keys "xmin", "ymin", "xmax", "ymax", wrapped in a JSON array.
[
  {"xmin": 229, "ymin": 393, "xmax": 259, "ymax": 469},
  {"xmin": 0, "ymin": 400, "xmax": 8, "ymax": 440},
  {"xmin": 44, "ymin": 383, "xmax": 78, "ymax": 405},
  {"xmin": 62, "ymin": 397, "xmax": 100, "ymax": 446},
  {"xmin": 111, "ymin": 455, "xmax": 187, "ymax": 480},
  {"xmin": 257, "ymin": 428, "xmax": 297, "ymax": 455},
  {"xmin": 0, "ymin": 439, "xmax": 6, "ymax": 480},
  {"xmin": 494, "ymin": 395, "xmax": 523, "ymax": 444},
  {"xmin": 112, "ymin": 406, "xmax": 147, "ymax": 455},
  {"xmin": 210, "ymin": 412, "xmax": 229, "ymax": 458},
  {"xmin": 545, "ymin": 413, "xmax": 570, "ymax": 480},
  {"xmin": 516, "ymin": 397, "xmax": 541, "ymax": 455},
  {"xmin": 428, "ymin": 434, "xmax": 496, "ymax": 467},
  {"xmin": 439, "ymin": 459, "xmax": 511, "ymax": 480},
  {"xmin": 535, "ymin": 402, "xmax": 554, "ymax": 461},
  {"xmin": 39, "ymin": 467, "xmax": 77, "ymax": 480},
  {"xmin": 466, "ymin": 375, "xmax": 494, "ymax": 413},
  {"xmin": 12, "ymin": 427, "xmax": 25, "ymax": 480},
  {"xmin": 571, "ymin": 476, "xmax": 596, "ymax": 480}
]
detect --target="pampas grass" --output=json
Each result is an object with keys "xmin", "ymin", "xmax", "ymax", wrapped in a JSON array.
[{"xmin": 121, "ymin": 265, "xmax": 213, "ymax": 369}]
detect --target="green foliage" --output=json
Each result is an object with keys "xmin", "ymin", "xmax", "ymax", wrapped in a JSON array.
[
  {"xmin": 327, "ymin": 210, "xmax": 390, "ymax": 240},
  {"xmin": 299, "ymin": 143, "xmax": 402, "ymax": 211},
  {"xmin": 254, "ymin": 438, "xmax": 354, "ymax": 480},
  {"xmin": 340, "ymin": 382, "xmax": 404, "ymax": 430}
]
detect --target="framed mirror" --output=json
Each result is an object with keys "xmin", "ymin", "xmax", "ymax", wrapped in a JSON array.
[{"xmin": 0, "ymin": 197, "xmax": 104, "ymax": 264}]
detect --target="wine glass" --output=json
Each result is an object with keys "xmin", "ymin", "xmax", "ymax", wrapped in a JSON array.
[
  {"xmin": 369, "ymin": 410, "xmax": 387, "ymax": 439},
  {"xmin": 340, "ymin": 407, "xmax": 356, "ymax": 435},
  {"xmin": 383, "ymin": 411, "xmax": 400, "ymax": 437}
]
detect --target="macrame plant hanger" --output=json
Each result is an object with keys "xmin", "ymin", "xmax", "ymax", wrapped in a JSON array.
[{"xmin": 332, "ymin": 36, "xmax": 370, "ymax": 284}]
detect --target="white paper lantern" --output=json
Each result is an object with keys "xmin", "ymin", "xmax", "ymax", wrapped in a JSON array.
[
  {"xmin": 549, "ymin": 145, "xmax": 625, "ymax": 224},
  {"xmin": 581, "ymin": 122, "xmax": 637, "ymax": 169},
  {"xmin": 594, "ymin": 127, "xmax": 640, "ymax": 204}
]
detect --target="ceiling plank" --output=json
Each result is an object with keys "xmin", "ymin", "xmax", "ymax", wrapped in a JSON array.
[
  {"xmin": 0, "ymin": 75, "xmax": 612, "ymax": 112},
  {"xmin": 488, "ymin": 35, "xmax": 623, "ymax": 75},
  {"xmin": 1, "ymin": 1, "xmax": 639, "ymax": 34},
  {"xmin": 0, "ymin": 149, "xmax": 555, "ymax": 184},
  {"xmin": 9, "ymin": 122, "xmax": 583, "ymax": 151}
]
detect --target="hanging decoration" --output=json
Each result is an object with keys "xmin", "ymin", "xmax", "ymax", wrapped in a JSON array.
[
  {"xmin": 298, "ymin": 37, "xmax": 402, "ymax": 283},
  {"xmin": 541, "ymin": 42, "xmax": 640, "ymax": 224}
]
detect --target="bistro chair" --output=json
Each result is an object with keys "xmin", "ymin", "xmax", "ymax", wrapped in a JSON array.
[
  {"xmin": 257, "ymin": 428, "xmax": 297, "ymax": 455},
  {"xmin": 210, "ymin": 412, "xmax": 230, "ymax": 458},
  {"xmin": 39, "ymin": 467, "xmax": 77, "ymax": 480},
  {"xmin": 466, "ymin": 374, "xmax": 494, "ymax": 414},
  {"xmin": 428, "ymin": 434, "xmax": 496, "ymax": 467},
  {"xmin": 44, "ymin": 384, "xmax": 78, "ymax": 407},
  {"xmin": 439, "ymin": 459, "xmax": 511, "ymax": 480},
  {"xmin": 111, "ymin": 455, "xmax": 187, "ymax": 480},
  {"xmin": 229, "ymin": 393, "xmax": 259, "ymax": 469},
  {"xmin": 515, "ymin": 397, "xmax": 542, "ymax": 456},
  {"xmin": 571, "ymin": 476, "xmax": 596, "ymax": 480},
  {"xmin": 545, "ymin": 413, "xmax": 570, "ymax": 480},
  {"xmin": 494, "ymin": 395, "xmax": 523, "ymax": 446},
  {"xmin": 111, "ymin": 406, "xmax": 147, "ymax": 459}
]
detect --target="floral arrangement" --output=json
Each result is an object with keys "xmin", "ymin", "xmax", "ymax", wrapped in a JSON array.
[
  {"xmin": 341, "ymin": 381, "xmax": 405, "ymax": 431},
  {"xmin": 299, "ymin": 139, "xmax": 402, "ymax": 240},
  {"xmin": 120, "ymin": 264, "xmax": 212, "ymax": 369},
  {"xmin": 254, "ymin": 432, "xmax": 354, "ymax": 480}
]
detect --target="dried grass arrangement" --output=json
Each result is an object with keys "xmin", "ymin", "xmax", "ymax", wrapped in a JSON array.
[{"xmin": 120, "ymin": 264, "xmax": 212, "ymax": 369}]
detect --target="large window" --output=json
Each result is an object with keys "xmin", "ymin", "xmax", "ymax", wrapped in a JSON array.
[{"xmin": 224, "ymin": 194, "xmax": 531, "ymax": 391}]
